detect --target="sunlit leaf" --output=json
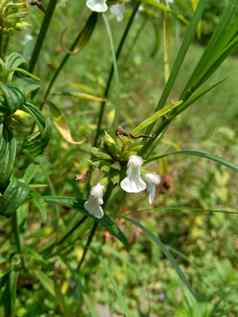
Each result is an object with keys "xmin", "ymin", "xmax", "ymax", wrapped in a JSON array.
[
  {"xmin": 132, "ymin": 100, "xmax": 182, "ymax": 135},
  {"xmin": 54, "ymin": 117, "xmax": 84, "ymax": 145}
]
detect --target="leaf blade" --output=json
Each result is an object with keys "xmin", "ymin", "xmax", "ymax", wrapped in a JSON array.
[{"xmin": 146, "ymin": 149, "xmax": 238, "ymax": 173}]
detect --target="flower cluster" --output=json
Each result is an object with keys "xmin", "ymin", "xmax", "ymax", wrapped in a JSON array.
[
  {"xmin": 120, "ymin": 155, "xmax": 161, "ymax": 203},
  {"xmin": 85, "ymin": 155, "xmax": 161, "ymax": 219}
]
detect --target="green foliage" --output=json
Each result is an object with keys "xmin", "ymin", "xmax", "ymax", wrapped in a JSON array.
[{"xmin": 0, "ymin": 0, "xmax": 238, "ymax": 316}]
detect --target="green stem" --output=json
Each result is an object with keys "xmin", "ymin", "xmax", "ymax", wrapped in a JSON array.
[
  {"xmin": 93, "ymin": 2, "xmax": 140, "ymax": 147},
  {"xmin": 12, "ymin": 213, "xmax": 21, "ymax": 252},
  {"xmin": 11, "ymin": 212, "xmax": 25, "ymax": 269},
  {"xmin": 29, "ymin": 0, "xmax": 58, "ymax": 73},
  {"xmin": 79, "ymin": 168, "xmax": 118, "ymax": 269},
  {"xmin": 41, "ymin": 12, "xmax": 97, "ymax": 109},
  {"xmin": 43, "ymin": 215, "xmax": 87, "ymax": 255},
  {"xmin": 53, "ymin": 216, "xmax": 87, "ymax": 253},
  {"xmin": 86, "ymin": 3, "xmax": 140, "ymax": 191},
  {"xmin": 77, "ymin": 221, "xmax": 98, "ymax": 270}
]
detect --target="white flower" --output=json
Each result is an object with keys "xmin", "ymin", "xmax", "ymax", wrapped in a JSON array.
[
  {"xmin": 144, "ymin": 173, "xmax": 161, "ymax": 205},
  {"xmin": 110, "ymin": 4, "xmax": 125, "ymax": 22},
  {"xmin": 86, "ymin": 0, "xmax": 108, "ymax": 12},
  {"xmin": 120, "ymin": 155, "xmax": 147, "ymax": 193},
  {"xmin": 84, "ymin": 183, "xmax": 105, "ymax": 219}
]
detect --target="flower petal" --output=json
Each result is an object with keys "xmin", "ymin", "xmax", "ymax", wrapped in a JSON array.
[
  {"xmin": 120, "ymin": 154, "xmax": 147, "ymax": 193},
  {"xmin": 110, "ymin": 4, "xmax": 125, "ymax": 22},
  {"xmin": 120, "ymin": 176, "xmax": 146, "ymax": 193},
  {"xmin": 84, "ymin": 183, "xmax": 105, "ymax": 219},
  {"xmin": 144, "ymin": 172, "xmax": 161, "ymax": 204},
  {"xmin": 86, "ymin": 0, "xmax": 108, "ymax": 12},
  {"xmin": 84, "ymin": 199, "xmax": 104, "ymax": 219},
  {"xmin": 147, "ymin": 183, "xmax": 156, "ymax": 205}
]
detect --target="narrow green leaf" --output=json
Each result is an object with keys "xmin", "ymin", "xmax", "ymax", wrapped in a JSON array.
[
  {"xmin": 33, "ymin": 270, "xmax": 55, "ymax": 297},
  {"xmin": 99, "ymin": 215, "xmax": 128, "ymax": 246},
  {"xmin": 43, "ymin": 195, "xmax": 76, "ymax": 207},
  {"xmin": 141, "ymin": 80, "xmax": 225, "ymax": 156},
  {"xmin": 43, "ymin": 12, "xmax": 98, "ymax": 103},
  {"xmin": 22, "ymin": 104, "xmax": 50, "ymax": 156},
  {"xmin": 191, "ymin": 36, "xmax": 238, "ymax": 93},
  {"xmin": 169, "ymin": 79, "xmax": 225, "ymax": 120},
  {"xmin": 146, "ymin": 149, "xmax": 238, "ymax": 173},
  {"xmin": 0, "ymin": 84, "xmax": 25, "ymax": 114},
  {"xmin": 132, "ymin": 100, "xmax": 182, "ymax": 135},
  {"xmin": 74, "ymin": 199, "xmax": 128, "ymax": 246},
  {"xmin": 147, "ymin": 205, "xmax": 238, "ymax": 216},
  {"xmin": 8, "ymin": 270, "xmax": 18, "ymax": 317},
  {"xmin": 2, "ymin": 270, "xmax": 18, "ymax": 317},
  {"xmin": 22, "ymin": 103, "xmax": 45, "ymax": 131},
  {"xmin": 182, "ymin": 1, "xmax": 238, "ymax": 99},
  {"xmin": 182, "ymin": 79, "xmax": 225, "ymax": 109},
  {"xmin": 154, "ymin": 0, "xmax": 207, "ymax": 112},
  {"xmin": 15, "ymin": 67, "xmax": 40, "ymax": 81},
  {"xmin": 25, "ymin": 248, "xmax": 48, "ymax": 265}
]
